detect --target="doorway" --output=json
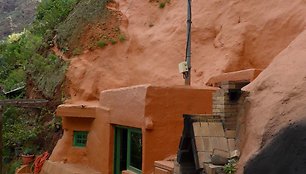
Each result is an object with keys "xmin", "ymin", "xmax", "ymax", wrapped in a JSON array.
[{"xmin": 114, "ymin": 126, "xmax": 142, "ymax": 174}]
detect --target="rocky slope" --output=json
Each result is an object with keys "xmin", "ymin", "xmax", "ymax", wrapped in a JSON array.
[{"xmin": 0, "ymin": 0, "xmax": 39, "ymax": 40}]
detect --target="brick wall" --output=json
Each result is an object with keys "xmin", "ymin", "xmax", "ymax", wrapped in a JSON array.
[{"xmin": 212, "ymin": 82, "xmax": 248, "ymax": 131}]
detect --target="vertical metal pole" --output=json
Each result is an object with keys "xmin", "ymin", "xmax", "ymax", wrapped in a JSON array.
[{"xmin": 185, "ymin": 0, "xmax": 192, "ymax": 86}]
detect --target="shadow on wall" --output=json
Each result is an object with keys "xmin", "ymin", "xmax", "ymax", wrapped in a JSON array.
[{"xmin": 244, "ymin": 120, "xmax": 306, "ymax": 174}]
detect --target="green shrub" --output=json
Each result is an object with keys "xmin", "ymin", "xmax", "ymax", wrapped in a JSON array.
[
  {"xmin": 159, "ymin": 0, "xmax": 170, "ymax": 9},
  {"xmin": 109, "ymin": 38, "xmax": 117, "ymax": 45},
  {"xmin": 27, "ymin": 54, "xmax": 68, "ymax": 98},
  {"xmin": 223, "ymin": 159, "xmax": 237, "ymax": 174},
  {"xmin": 97, "ymin": 40, "xmax": 107, "ymax": 48},
  {"xmin": 0, "ymin": 0, "xmax": 74, "ymax": 172},
  {"xmin": 1, "ymin": 69, "xmax": 25, "ymax": 92},
  {"xmin": 7, "ymin": 160, "xmax": 22, "ymax": 174},
  {"xmin": 118, "ymin": 34, "xmax": 126, "ymax": 42},
  {"xmin": 56, "ymin": 0, "xmax": 112, "ymax": 51},
  {"xmin": 159, "ymin": 2, "xmax": 166, "ymax": 8},
  {"xmin": 22, "ymin": 147, "xmax": 34, "ymax": 155},
  {"xmin": 34, "ymin": 0, "xmax": 80, "ymax": 35}
]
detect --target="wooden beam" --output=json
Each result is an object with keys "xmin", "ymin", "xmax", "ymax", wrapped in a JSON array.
[{"xmin": 0, "ymin": 99, "xmax": 48, "ymax": 106}]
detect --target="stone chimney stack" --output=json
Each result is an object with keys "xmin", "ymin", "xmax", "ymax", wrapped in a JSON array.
[{"xmin": 212, "ymin": 81, "xmax": 248, "ymax": 131}]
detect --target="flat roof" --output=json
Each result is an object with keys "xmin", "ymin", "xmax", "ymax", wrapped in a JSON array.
[
  {"xmin": 56, "ymin": 101, "xmax": 98, "ymax": 118},
  {"xmin": 206, "ymin": 69, "xmax": 262, "ymax": 87}
]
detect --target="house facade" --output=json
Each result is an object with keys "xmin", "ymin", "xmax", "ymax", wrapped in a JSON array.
[{"xmin": 41, "ymin": 85, "xmax": 216, "ymax": 174}]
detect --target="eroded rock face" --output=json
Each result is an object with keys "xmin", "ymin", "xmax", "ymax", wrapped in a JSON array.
[
  {"xmin": 62, "ymin": 1, "xmax": 306, "ymax": 172},
  {"xmin": 244, "ymin": 121, "xmax": 306, "ymax": 174},
  {"xmin": 66, "ymin": 0, "xmax": 306, "ymax": 101},
  {"xmin": 238, "ymin": 30, "xmax": 306, "ymax": 173}
]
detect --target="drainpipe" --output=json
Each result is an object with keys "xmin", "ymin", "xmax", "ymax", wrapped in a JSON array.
[{"xmin": 185, "ymin": 0, "xmax": 192, "ymax": 86}]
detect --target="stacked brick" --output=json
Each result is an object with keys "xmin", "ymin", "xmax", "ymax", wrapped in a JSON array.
[{"xmin": 212, "ymin": 81, "xmax": 247, "ymax": 131}]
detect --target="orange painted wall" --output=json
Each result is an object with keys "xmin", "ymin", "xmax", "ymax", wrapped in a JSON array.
[
  {"xmin": 50, "ymin": 117, "xmax": 93, "ymax": 164},
  {"xmin": 86, "ymin": 85, "xmax": 147, "ymax": 174},
  {"xmin": 142, "ymin": 86, "xmax": 213, "ymax": 174},
  {"xmin": 47, "ymin": 85, "xmax": 215, "ymax": 174}
]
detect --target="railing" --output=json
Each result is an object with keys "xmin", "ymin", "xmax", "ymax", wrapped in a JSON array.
[
  {"xmin": 2, "ymin": 82, "xmax": 25, "ymax": 95},
  {"xmin": 0, "ymin": 99, "xmax": 48, "ymax": 106}
]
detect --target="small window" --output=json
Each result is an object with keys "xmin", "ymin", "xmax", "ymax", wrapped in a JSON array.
[{"xmin": 73, "ymin": 131, "xmax": 88, "ymax": 147}]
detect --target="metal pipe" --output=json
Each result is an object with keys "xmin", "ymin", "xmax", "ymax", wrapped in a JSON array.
[{"xmin": 185, "ymin": 0, "xmax": 192, "ymax": 86}]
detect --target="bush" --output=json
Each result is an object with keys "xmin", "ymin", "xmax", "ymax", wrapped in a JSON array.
[
  {"xmin": 118, "ymin": 34, "xmax": 126, "ymax": 42},
  {"xmin": 0, "ymin": 0, "xmax": 74, "ymax": 173},
  {"xmin": 159, "ymin": 2, "xmax": 166, "ymax": 8},
  {"xmin": 22, "ymin": 147, "xmax": 34, "ymax": 155},
  {"xmin": 158, "ymin": 0, "xmax": 170, "ymax": 9},
  {"xmin": 109, "ymin": 38, "xmax": 117, "ymax": 45},
  {"xmin": 97, "ymin": 40, "xmax": 107, "ymax": 48},
  {"xmin": 223, "ymin": 159, "xmax": 237, "ymax": 174},
  {"xmin": 33, "ymin": 0, "xmax": 80, "ymax": 35},
  {"xmin": 56, "ymin": 0, "xmax": 112, "ymax": 50},
  {"xmin": 27, "ymin": 54, "xmax": 68, "ymax": 98},
  {"xmin": 0, "ymin": 69, "xmax": 25, "ymax": 92},
  {"xmin": 3, "ymin": 107, "xmax": 41, "ymax": 148},
  {"xmin": 7, "ymin": 160, "xmax": 22, "ymax": 174}
]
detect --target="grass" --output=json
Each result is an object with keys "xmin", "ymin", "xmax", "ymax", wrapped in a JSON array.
[
  {"xmin": 72, "ymin": 47, "xmax": 82, "ymax": 56},
  {"xmin": 159, "ymin": 2, "xmax": 166, "ymax": 8},
  {"xmin": 97, "ymin": 40, "xmax": 107, "ymax": 48},
  {"xmin": 109, "ymin": 38, "xmax": 117, "ymax": 45},
  {"xmin": 56, "ymin": 0, "xmax": 113, "ymax": 54},
  {"xmin": 118, "ymin": 34, "xmax": 126, "ymax": 42},
  {"xmin": 159, "ymin": 0, "xmax": 171, "ymax": 9}
]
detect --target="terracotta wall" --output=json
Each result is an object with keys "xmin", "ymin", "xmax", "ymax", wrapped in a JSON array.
[
  {"xmin": 48, "ymin": 85, "xmax": 215, "ymax": 174},
  {"xmin": 50, "ymin": 117, "xmax": 94, "ymax": 164},
  {"xmin": 143, "ymin": 86, "xmax": 214, "ymax": 174},
  {"xmin": 85, "ymin": 85, "xmax": 148, "ymax": 173},
  {"xmin": 88, "ymin": 85, "xmax": 215, "ymax": 174}
]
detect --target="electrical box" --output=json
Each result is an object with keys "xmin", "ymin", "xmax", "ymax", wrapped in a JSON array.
[{"xmin": 178, "ymin": 61, "xmax": 188, "ymax": 73}]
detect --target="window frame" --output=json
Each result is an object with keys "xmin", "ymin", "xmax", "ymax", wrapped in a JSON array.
[
  {"xmin": 73, "ymin": 130, "xmax": 89, "ymax": 147},
  {"xmin": 127, "ymin": 128, "xmax": 142, "ymax": 174},
  {"xmin": 114, "ymin": 126, "xmax": 142, "ymax": 174}
]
